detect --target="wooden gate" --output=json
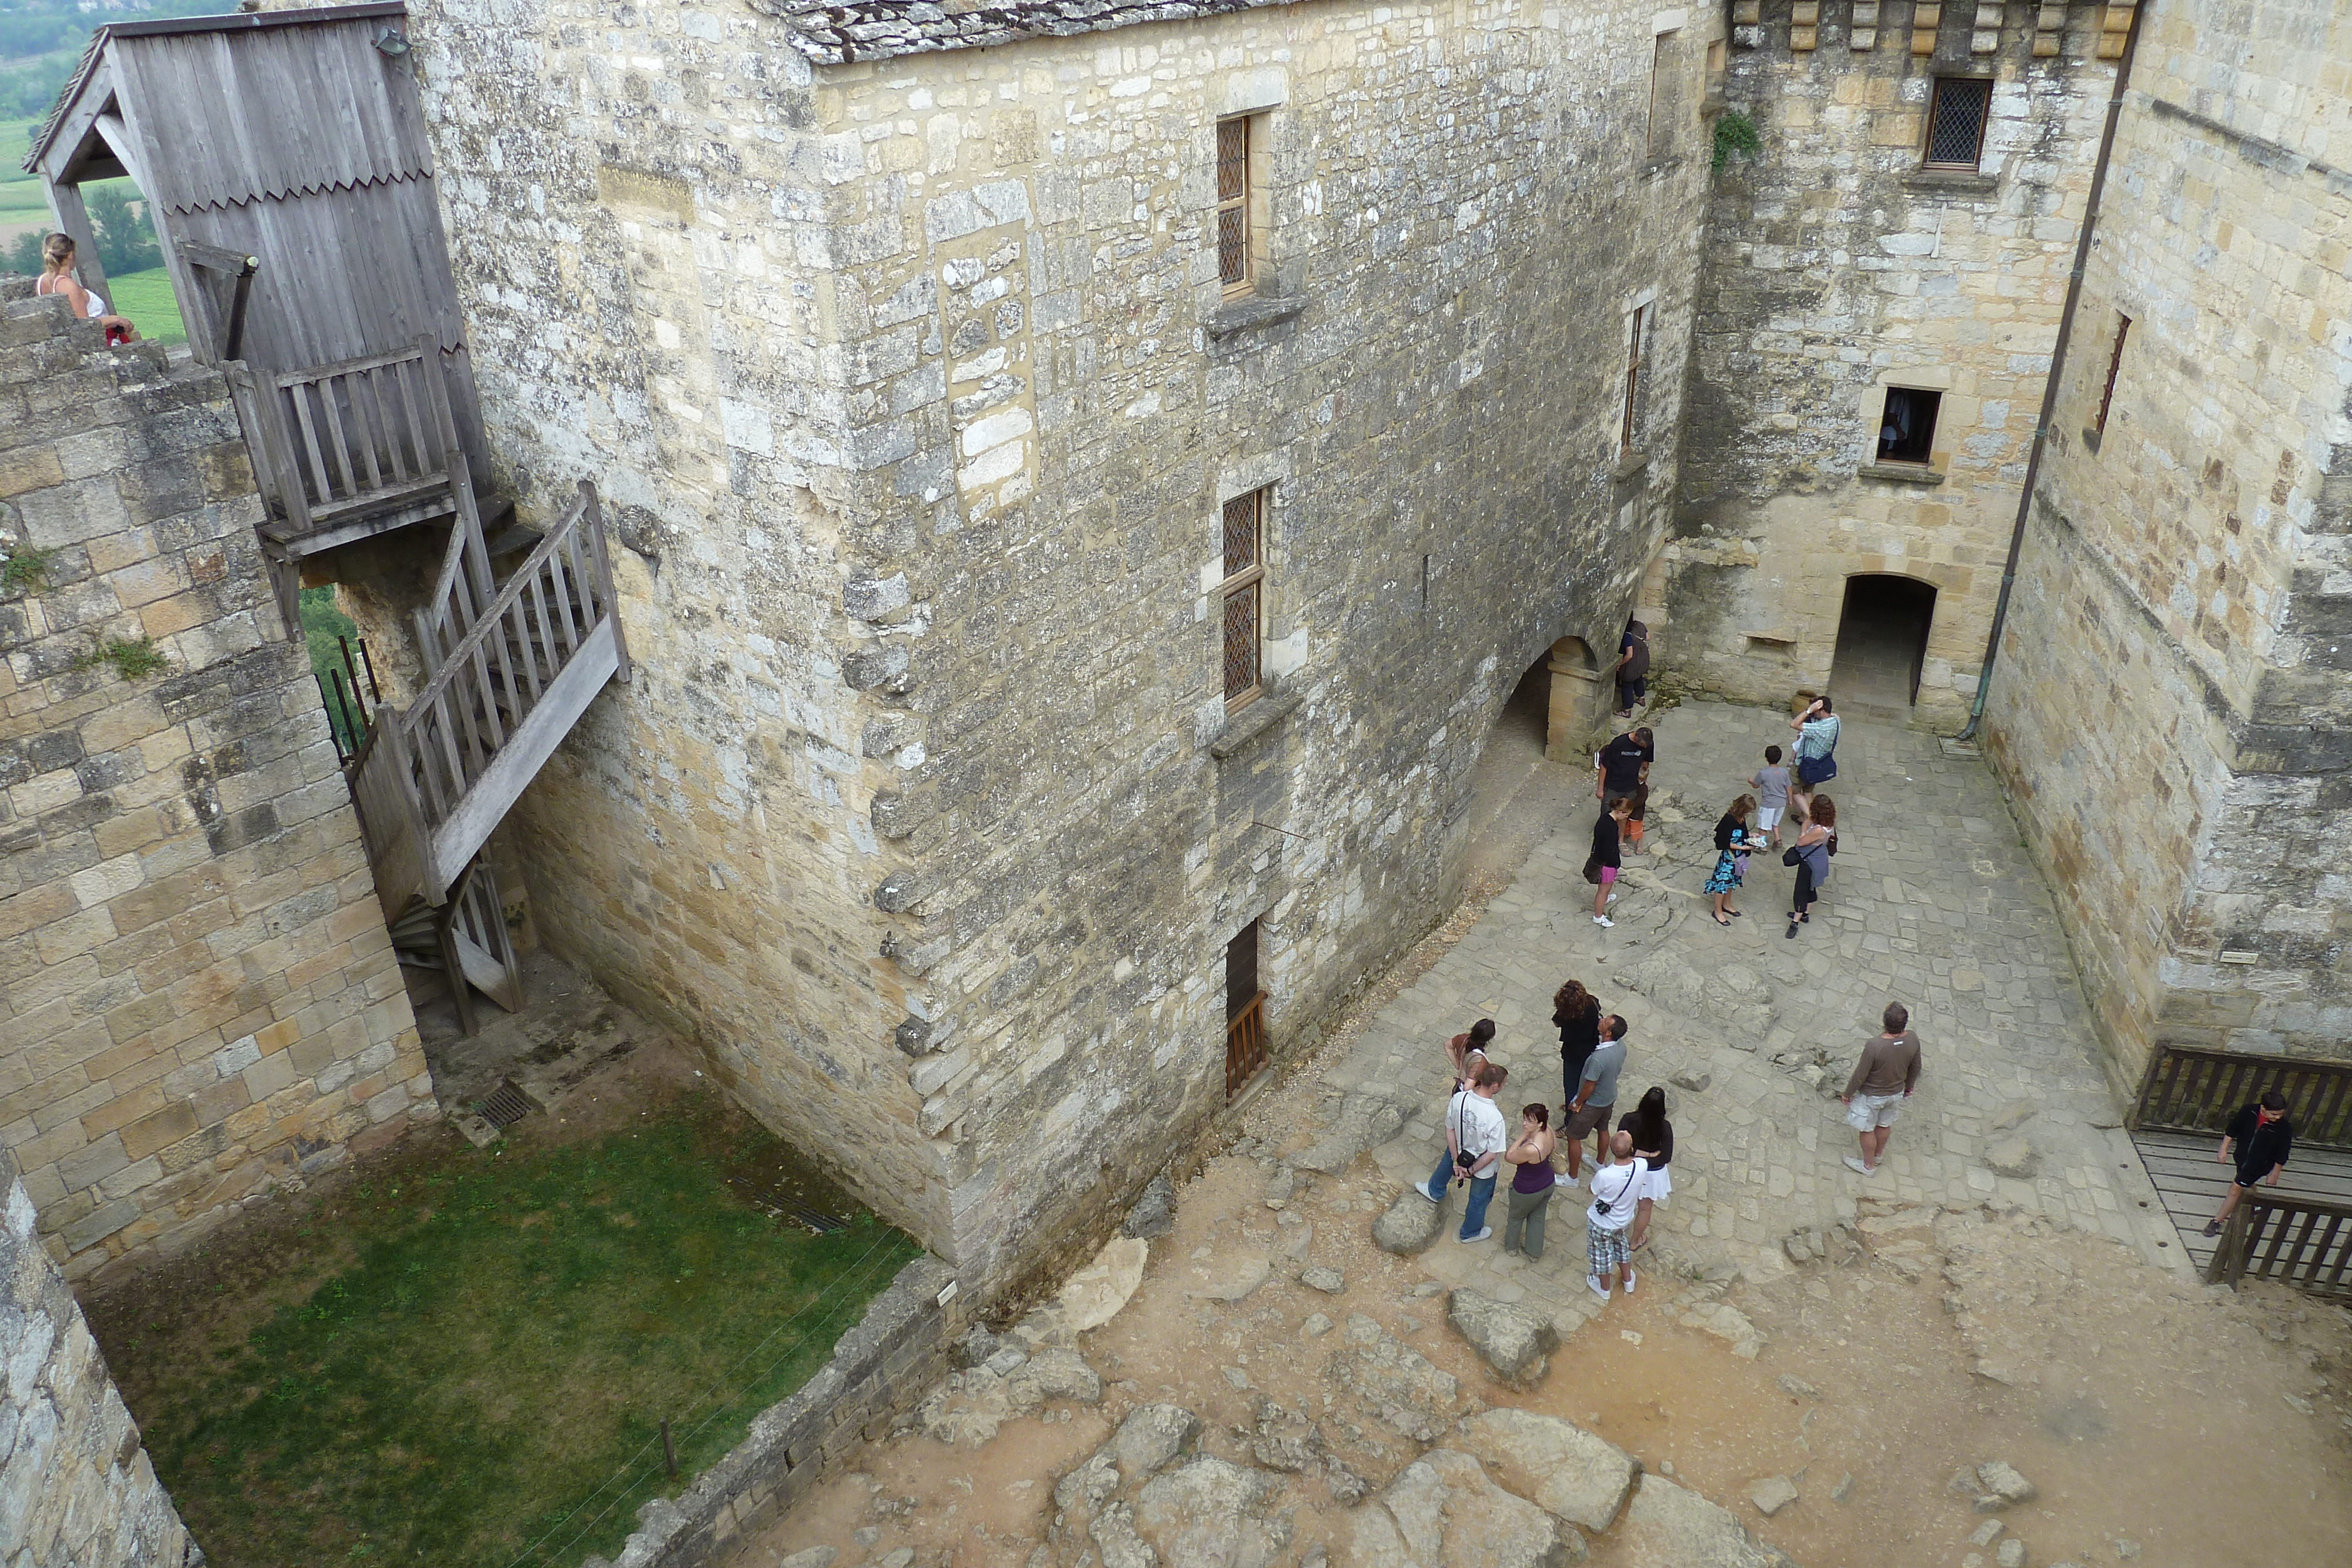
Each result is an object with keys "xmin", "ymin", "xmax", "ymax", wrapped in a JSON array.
[{"xmin": 1225, "ymin": 991, "xmax": 1268, "ymax": 1101}]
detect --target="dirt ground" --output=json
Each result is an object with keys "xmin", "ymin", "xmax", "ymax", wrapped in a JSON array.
[
  {"xmin": 742, "ymin": 735, "xmax": 2352, "ymax": 1567},
  {"xmin": 746, "ymin": 1142, "xmax": 2352, "ymax": 1568}
]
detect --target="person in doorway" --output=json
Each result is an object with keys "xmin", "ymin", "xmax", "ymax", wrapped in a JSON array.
[
  {"xmin": 2203, "ymin": 1091, "xmax": 2294, "ymax": 1238},
  {"xmin": 1585, "ymin": 1129, "xmax": 1645, "ymax": 1300},
  {"xmin": 1790, "ymin": 696, "xmax": 1840, "ymax": 803},
  {"xmin": 1751, "ymin": 744, "xmax": 1792, "ymax": 849},
  {"xmin": 34, "ymin": 234, "xmax": 138, "ymax": 343},
  {"xmin": 1502, "ymin": 1102, "xmax": 1559, "ymax": 1260},
  {"xmin": 1785, "ymin": 794, "xmax": 1836, "ymax": 937},
  {"xmin": 1612, "ymin": 618, "xmax": 1651, "ymax": 717},
  {"xmin": 1840, "ymin": 1001, "xmax": 1922, "ymax": 1176},
  {"xmin": 1705, "ymin": 793, "xmax": 1756, "ymax": 925},
  {"xmin": 1552, "ymin": 978, "xmax": 1603, "ymax": 1176},
  {"xmin": 1416, "ymin": 1061, "xmax": 1509, "ymax": 1243},
  {"xmin": 1590, "ymin": 796, "xmax": 1630, "ymax": 927},
  {"xmin": 1595, "ymin": 725, "xmax": 1654, "ymax": 803},
  {"xmin": 1565, "ymin": 1014, "xmax": 1628, "ymax": 1168},
  {"xmin": 1619, "ymin": 1085, "xmax": 1675, "ymax": 1251},
  {"xmin": 1446, "ymin": 1017, "xmax": 1497, "ymax": 1093}
]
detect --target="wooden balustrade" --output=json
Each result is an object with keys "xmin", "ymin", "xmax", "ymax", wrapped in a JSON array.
[
  {"xmin": 1225, "ymin": 991, "xmax": 1268, "ymax": 1101},
  {"xmin": 228, "ymin": 335, "xmax": 467, "ymax": 547},
  {"xmin": 2204, "ymin": 1192, "xmax": 2352, "ymax": 1298},
  {"xmin": 2132, "ymin": 1044, "xmax": 2352, "ymax": 1149}
]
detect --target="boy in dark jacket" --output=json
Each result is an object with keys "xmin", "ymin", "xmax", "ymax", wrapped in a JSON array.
[{"xmin": 2204, "ymin": 1091, "xmax": 2293, "ymax": 1237}]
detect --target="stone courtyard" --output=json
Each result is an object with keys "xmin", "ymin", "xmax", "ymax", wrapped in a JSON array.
[{"xmin": 1344, "ymin": 697, "xmax": 2189, "ymax": 1313}]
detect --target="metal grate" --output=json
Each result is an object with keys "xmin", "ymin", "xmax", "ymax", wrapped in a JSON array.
[
  {"xmin": 477, "ymin": 1078, "xmax": 532, "ymax": 1129},
  {"xmin": 1216, "ymin": 116, "xmax": 1251, "ymax": 288},
  {"xmin": 1222, "ymin": 580, "xmax": 1261, "ymax": 703},
  {"xmin": 1222, "ymin": 489, "xmax": 1261, "ymax": 578},
  {"xmin": 1924, "ymin": 77, "xmax": 1992, "ymax": 168}
]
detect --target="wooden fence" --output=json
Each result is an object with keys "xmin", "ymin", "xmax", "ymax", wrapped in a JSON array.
[
  {"xmin": 1225, "ymin": 992, "xmax": 1268, "ymax": 1101},
  {"xmin": 2131, "ymin": 1044, "xmax": 2352, "ymax": 1148},
  {"xmin": 2204, "ymin": 1193, "xmax": 2352, "ymax": 1299}
]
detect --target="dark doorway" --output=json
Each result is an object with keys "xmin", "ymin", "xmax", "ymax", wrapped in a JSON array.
[
  {"xmin": 1829, "ymin": 575, "xmax": 1937, "ymax": 707},
  {"xmin": 1225, "ymin": 920, "xmax": 1267, "ymax": 1100}
]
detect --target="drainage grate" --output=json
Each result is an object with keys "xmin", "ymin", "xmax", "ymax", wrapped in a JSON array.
[
  {"xmin": 476, "ymin": 1079, "xmax": 533, "ymax": 1129},
  {"xmin": 774, "ymin": 1204, "xmax": 848, "ymax": 1235}
]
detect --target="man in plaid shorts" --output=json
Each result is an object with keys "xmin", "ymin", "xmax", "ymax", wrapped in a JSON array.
[{"xmin": 1585, "ymin": 1129, "xmax": 1645, "ymax": 1300}]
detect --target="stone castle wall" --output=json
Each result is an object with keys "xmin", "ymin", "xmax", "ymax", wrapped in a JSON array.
[
  {"xmin": 1662, "ymin": 0, "xmax": 2114, "ymax": 723},
  {"xmin": 1984, "ymin": 0, "xmax": 2352, "ymax": 1089},
  {"xmin": 0, "ymin": 294, "xmax": 432, "ymax": 1281},
  {"xmin": 0, "ymin": 1146, "xmax": 197, "ymax": 1568},
  {"xmin": 410, "ymin": 0, "xmax": 1723, "ymax": 1297}
]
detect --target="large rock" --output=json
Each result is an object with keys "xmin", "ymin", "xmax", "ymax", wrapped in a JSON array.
[
  {"xmin": 1448, "ymin": 1289, "xmax": 1559, "ymax": 1384},
  {"xmin": 1374, "ymin": 1186, "xmax": 1446, "ymax": 1255},
  {"xmin": 1984, "ymin": 1138, "xmax": 2037, "ymax": 1178},
  {"xmin": 918, "ymin": 1347, "xmax": 1103, "ymax": 1443},
  {"xmin": 1679, "ymin": 1300, "xmax": 1765, "ymax": 1359},
  {"xmin": 1326, "ymin": 1313, "xmax": 1462, "ymax": 1442},
  {"xmin": 1197, "ymin": 1251, "xmax": 1272, "ymax": 1302},
  {"xmin": 1622, "ymin": 953, "xmax": 1776, "ymax": 1042},
  {"xmin": 1453, "ymin": 1409, "xmax": 1638, "ymax": 1532},
  {"xmin": 1060, "ymin": 1235, "xmax": 1150, "ymax": 1331},
  {"xmin": 1134, "ymin": 1458, "xmax": 1291, "ymax": 1568},
  {"xmin": 1295, "ymin": 1094, "xmax": 1411, "ymax": 1175},
  {"xmin": 1111, "ymin": 1403, "xmax": 1201, "ymax": 1478},
  {"xmin": 1353, "ymin": 1449, "xmax": 1584, "ymax": 1568},
  {"xmin": 1124, "ymin": 1175, "xmax": 1177, "ymax": 1239},
  {"xmin": 1613, "ymin": 1475, "xmax": 1796, "ymax": 1568}
]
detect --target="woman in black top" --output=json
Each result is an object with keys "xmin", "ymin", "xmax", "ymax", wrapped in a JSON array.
[
  {"xmin": 1589, "ymin": 797, "xmax": 1629, "ymax": 928},
  {"xmin": 1552, "ymin": 978, "xmax": 1601, "ymax": 1173},
  {"xmin": 1703, "ymin": 793, "xmax": 1756, "ymax": 926},
  {"xmin": 1619, "ymin": 1085, "xmax": 1675, "ymax": 1251}
]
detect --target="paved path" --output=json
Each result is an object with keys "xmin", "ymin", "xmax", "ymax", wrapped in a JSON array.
[{"xmin": 1315, "ymin": 698, "xmax": 2191, "ymax": 1328}]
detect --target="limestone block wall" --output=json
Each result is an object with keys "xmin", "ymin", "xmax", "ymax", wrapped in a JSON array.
[
  {"xmin": 1984, "ymin": 0, "xmax": 2352, "ymax": 1091},
  {"xmin": 1665, "ymin": 1, "xmax": 2113, "ymax": 723},
  {"xmin": 410, "ymin": 0, "xmax": 1721, "ymax": 1298},
  {"xmin": 0, "ymin": 1146, "xmax": 197, "ymax": 1567},
  {"xmin": 0, "ymin": 294, "xmax": 432, "ymax": 1280}
]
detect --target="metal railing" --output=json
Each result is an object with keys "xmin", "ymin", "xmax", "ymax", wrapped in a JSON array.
[{"xmin": 2132, "ymin": 1044, "xmax": 2352, "ymax": 1149}]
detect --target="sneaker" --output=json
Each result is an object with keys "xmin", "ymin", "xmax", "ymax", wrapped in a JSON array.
[
  {"xmin": 1607, "ymin": 891, "xmax": 1621, "ymax": 903},
  {"xmin": 1415, "ymin": 1181, "xmax": 1441, "ymax": 1204},
  {"xmin": 1464, "ymin": 1227, "xmax": 1494, "ymax": 1243},
  {"xmin": 1843, "ymin": 1156, "xmax": 1874, "ymax": 1176},
  {"xmin": 1587, "ymin": 1275, "xmax": 1611, "ymax": 1300},
  {"xmin": 2202, "ymin": 1219, "xmax": 2223, "ymax": 1238},
  {"xmin": 1623, "ymin": 1271, "xmax": 1636, "ymax": 1294},
  {"xmin": 1593, "ymin": 915, "xmax": 1615, "ymax": 928}
]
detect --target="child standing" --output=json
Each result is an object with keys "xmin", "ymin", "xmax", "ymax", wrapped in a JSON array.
[
  {"xmin": 1622, "ymin": 783, "xmax": 1649, "ymax": 854},
  {"xmin": 1589, "ymin": 797, "xmax": 1630, "ymax": 928},
  {"xmin": 1751, "ymin": 745, "xmax": 1792, "ymax": 849}
]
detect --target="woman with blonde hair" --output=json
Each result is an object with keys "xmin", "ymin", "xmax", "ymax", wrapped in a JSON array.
[{"xmin": 35, "ymin": 233, "xmax": 139, "ymax": 343}]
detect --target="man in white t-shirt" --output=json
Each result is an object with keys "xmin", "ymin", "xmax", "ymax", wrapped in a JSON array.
[
  {"xmin": 1585, "ymin": 1129, "xmax": 1646, "ymax": 1300},
  {"xmin": 1416, "ymin": 1062, "xmax": 1509, "ymax": 1243}
]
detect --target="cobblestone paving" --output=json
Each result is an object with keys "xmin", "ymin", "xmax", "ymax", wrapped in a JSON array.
[{"xmin": 1318, "ymin": 698, "xmax": 2191, "ymax": 1334}]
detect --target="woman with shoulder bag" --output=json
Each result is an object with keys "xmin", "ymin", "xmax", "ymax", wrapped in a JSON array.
[
  {"xmin": 1789, "ymin": 695, "xmax": 1840, "ymax": 806},
  {"xmin": 1785, "ymin": 794, "xmax": 1836, "ymax": 938}
]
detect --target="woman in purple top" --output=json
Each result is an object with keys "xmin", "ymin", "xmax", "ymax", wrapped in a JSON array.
[{"xmin": 1501, "ymin": 1103, "xmax": 1559, "ymax": 1261}]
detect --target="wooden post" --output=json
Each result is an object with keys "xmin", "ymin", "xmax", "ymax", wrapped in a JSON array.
[
  {"xmin": 2206, "ymin": 1202, "xmax": 2253, "ymax": 1288},
  {"xmin": 39, "ymin": 180, "xmax": 109, "ymax": 315},
  {"xmin": 660, "ymin": 1418, "xmax": 677, "ymax": 1480}
]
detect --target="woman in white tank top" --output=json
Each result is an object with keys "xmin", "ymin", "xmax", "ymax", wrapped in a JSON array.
[{"xmin": 34, "ymin": 233, "xmax": 139, "ymax": 343}]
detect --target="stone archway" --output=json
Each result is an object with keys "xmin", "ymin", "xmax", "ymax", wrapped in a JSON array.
[{"xmin": 1545, "ymin": 636, "xmax": 1611, "ymax": 760}]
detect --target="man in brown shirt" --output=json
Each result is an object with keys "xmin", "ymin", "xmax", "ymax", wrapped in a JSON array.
[{"xmin": 1840, "ymin": 1002, "xmax": 1923, "ymax": 1176}]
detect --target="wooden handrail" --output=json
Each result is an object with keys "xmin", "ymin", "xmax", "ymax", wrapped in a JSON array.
[
  {"xmin": 403, "ymin": 483, "xmax": 598, "ymax": 733},
  {"xmin": 2133, "ymin": 1043, "xmax": 2352, "ymax": 1149},
  {"xmin": 2205, "ymin": 1191, "xmax": 2352, "ymax": 1298}
]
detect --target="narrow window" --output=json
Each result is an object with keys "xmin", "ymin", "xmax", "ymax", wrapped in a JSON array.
[
  {"xmin": 1620, "ymin": 304, "xmax": 1650, "ymax": 453},
  {"xmin": 1924, "ymin": 77, "xmax": 1993, "ymax": 170},
  {"xmin": 1225, "ymin": 918, "xmax": 1267, "ymax": 1100},
  {"xmin": 1217, "ymin": 115, "xmax": 1253, "ymax": 295},
  {"xmin": 2095, "ymin": 313, "xmax": 2132, "ymax": 436},
  {"xmin": 1645, "ymin": 35, "xmax": 1672, "ymax": 159},
  {"xmin": 1219, "ymin": 487, "xmax": 1268, "ymax": 710},
  {"xmin": 1877, "ymin": 387, "xmax": 1943, "ymax": 465}
]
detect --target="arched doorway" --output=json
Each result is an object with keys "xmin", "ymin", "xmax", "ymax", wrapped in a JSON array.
[{"xmin": 1829, "ymin": 574, "xmax": 1938, "ymax": 707}]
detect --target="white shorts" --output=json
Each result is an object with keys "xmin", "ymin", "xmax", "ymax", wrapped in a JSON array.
[
  {"xmin": 1756, "ymin": 805, "xmax": 1785, "ymax": 831},
  {"xmin": 1845, "ymin": 1092, "xmax": 1903, "ymax": 1131},
  {"xmin": 1636, "ymin": 1164, "xmax": 1672, "ymax": 1203}
]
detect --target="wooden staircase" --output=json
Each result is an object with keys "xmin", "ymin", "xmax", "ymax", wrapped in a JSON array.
[{"xmin": 345, "ymin": 480, "xmax": 630, "ymax": 1029}]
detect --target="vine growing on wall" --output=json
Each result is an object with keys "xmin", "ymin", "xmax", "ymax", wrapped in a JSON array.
[
  {"xmin": 76, "ymin": 634, "xmax": 170, "ymax": 681},
  {"xmin": 1713, "ymin": 109, "xmax": 1763, "ymax": 174}
]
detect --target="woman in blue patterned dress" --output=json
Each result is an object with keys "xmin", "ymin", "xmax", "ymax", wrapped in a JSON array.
[{"xmin": 1705, "ymin": 793, "xmax": 1756, "ymax": 926}]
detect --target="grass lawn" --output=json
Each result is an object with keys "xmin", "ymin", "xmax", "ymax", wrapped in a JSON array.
[
  {"xmin": 88, "ymin": 1081, "xmax": 920, "ymax": 1568},
  {"xmin": 103, "ymin": 264, "xmax": 184, "ymax": 345}
]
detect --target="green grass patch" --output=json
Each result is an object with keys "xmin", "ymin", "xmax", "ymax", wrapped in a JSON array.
[
  {"xmin": 100, "ymin": 264, "xmax": 184, "ymax": 345},
  {"xmin": 300, "ymin": 584, "xmax": 368, "ymax": 753},
  {"xmin": 105, "ymin": 1091, "xmax": 918, "ymax": 1568},
  {"xmin": 76, "ymin": 633, "xmax": 168, "ymax": 680}
]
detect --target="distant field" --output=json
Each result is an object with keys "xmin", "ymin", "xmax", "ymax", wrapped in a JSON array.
[{"xmin": 106, "ymin": 266, "xmax": 185, "ymax": 345}]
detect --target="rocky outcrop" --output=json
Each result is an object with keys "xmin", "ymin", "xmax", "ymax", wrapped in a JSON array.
[
  {"xmin": 918, "ymin": 1346, "xmax": 1104, "ymax": 1444},
  {"xmin": 1453, "ymin": 1409, "xmax": 1638, "ymax": 1533},
  {"xmin": 1325, "ymin": 1314, "xmax": 1465, "ymax": 1443},
  {"xmin": 1374, "ymin": 1187, "xmax": 1447, "ymax": 1255},
  {"xmin": 1447, "ymin": 1289, "xmax": 1559, "ymax": 1385},
  {"xmin": 1354, "ymin": 1449, "xmax": 1586, "ymax": 1568},
  {"xmin": 1134, "ymin": 1458, "xmax": 1292, "ymax": 1568},
  {"xmin": 1294, "ymin": 1094, "xmax": 1411, "ymax": 1175},
  {"xmin": 1613, "ymin": 1474, "xmax": 1796, "ymax": 1567}
]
